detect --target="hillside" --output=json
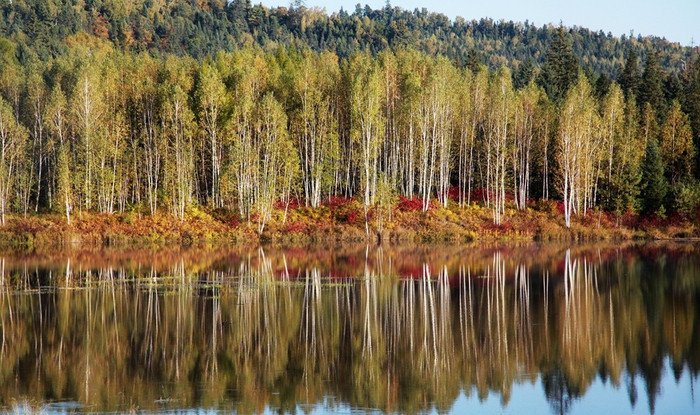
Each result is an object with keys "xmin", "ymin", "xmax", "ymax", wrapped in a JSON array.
[{"xmin": 0, "ymin": 1, "xmax": 694, "ymax": 76}]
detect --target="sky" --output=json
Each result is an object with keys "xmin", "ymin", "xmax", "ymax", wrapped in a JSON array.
[{"xmin": 257, "ymin": 0, "xmax": 699, "ymax": 46}]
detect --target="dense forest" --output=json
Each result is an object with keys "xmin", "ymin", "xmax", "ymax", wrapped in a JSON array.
[
  {"xmin": 0, "ymin": 0, "xmax": 699, "ymax": 235},
  {"xmin": 0, "ymin": 0, "xmax": 694, "ymax": 74}
]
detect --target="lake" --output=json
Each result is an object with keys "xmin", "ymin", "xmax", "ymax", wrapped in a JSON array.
[{"xmin": 0, "ymin": 242, "xmax": 698, "ymax": 414}]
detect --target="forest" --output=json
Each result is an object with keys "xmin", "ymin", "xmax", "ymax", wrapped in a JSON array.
[{"xmin": 0, "ymin": 0, "xmax": 699, "ymax": 241}]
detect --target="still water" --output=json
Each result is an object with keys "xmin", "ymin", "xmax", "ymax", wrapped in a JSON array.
[{"xmin": 0, "ymin": 242, "xmax": 697, "ymax": 414}]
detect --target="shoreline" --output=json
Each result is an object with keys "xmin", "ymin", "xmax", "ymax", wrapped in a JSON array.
[{"xmin": 0, "ymin": 201, "xmax": 696, "ymax": 250}]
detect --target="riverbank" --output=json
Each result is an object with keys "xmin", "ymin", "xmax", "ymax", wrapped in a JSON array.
[{"xmin": 0, "ymin": 199, "xmax": 696, "ymax": 249}]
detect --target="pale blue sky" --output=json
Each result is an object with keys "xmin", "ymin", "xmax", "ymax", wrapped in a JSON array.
[{"xmin": 257, "ymin": 0, "xmax": 699, "ymax": 46}]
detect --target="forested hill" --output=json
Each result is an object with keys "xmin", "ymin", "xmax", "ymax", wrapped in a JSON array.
[{"xmin": 0, "ymin": 0, "xmax": 694, "ymax": 76}]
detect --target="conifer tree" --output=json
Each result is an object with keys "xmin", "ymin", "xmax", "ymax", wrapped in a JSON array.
[
  {"xmin": 513, "ymin": 58, "xmax": 534, "ymax": 90},
  {"xmin": 539, "ymin": 26, "xmax": 578, "ymax": 102},
  {"xmin": 640, "ymin": 137, "xmax": 667, "ymax": 214},
  {"xmin": 619, "ymin": 49, "xmax": 640, "ymax": 99},
  {"xmin": 680, "ymin": 57, "xmax": 700, "ymax": 178},
  {"xmin": 638, "ymin": 50, "xmax": 665, "ymax": 119}
]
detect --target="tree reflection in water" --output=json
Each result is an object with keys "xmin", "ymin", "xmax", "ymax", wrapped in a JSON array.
[{"xmin": 0, "ymin": 242, "xmax": 698, "ymax": 413}]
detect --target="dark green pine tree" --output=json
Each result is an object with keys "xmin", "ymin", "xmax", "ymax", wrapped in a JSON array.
[
  {"xmin": 538, "ymin": 26, "xmax": 578, "ymax": 102},
  {"xmin": 680, "ymin": 56, "xmax": 700, "ymax": 178},
  {"xmin": 638, "ymin": 50, "xmax": 666, "ymax": 117},
  {"xmin": 640, "ymin": 137, "xmax": 668, "ymax": 214},
  {"xmin": 618, "ymin": 49, "xmax": 640, "ymax": 99},
  {"xmin": 465, "ymin": 48, "xmax": 483, "ymax": 74},
  {"xmin": 594, "ymin": 73, "xmax": 612, "ymax": 98},
  {"xmin": 513, "ymin": 57, "xmax": 534, "ymax": 89}
]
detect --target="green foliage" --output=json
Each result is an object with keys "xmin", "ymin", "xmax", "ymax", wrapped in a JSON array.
[
  {"xmin": 680, "ymin": 57, "xmax": 700, "ymax": 178},
  {"xmin": 0, "ymin": 1, "xmax": 693, "ymax": 76},
  {"xmin": 638, "ymin": 50, "xmax": 666, "ymax": 118},
  {"xmin": 660, "ymin": 100, "xmax": 695, "ymax": 183},
  {"xmin": 538, "ymin": 26, "xmax": 579, "ymax": 102},
  {"xmin": 0, "ymin": 1, "xmax": 696, "ymax": 231},
  {"xmin": 512, "ymin": 58, "xmax": 534, "ymax": 90},
  {"xmin": 641, "ymin": 138, "xmax": 668, "ymax": 214},
  {"xmin": 671, "ymin": 180, "xmax": 700, "ymax": 220},
  {"xmin": 601, "ymin": 84, "xmax": 642, "ymax": 213},
  {"xmin": 619, "ymin": 49, "xmax": 639, "ymax": 99}
]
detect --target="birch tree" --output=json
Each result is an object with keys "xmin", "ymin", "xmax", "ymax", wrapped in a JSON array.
[
  {"xmin": 485, "ymin": 67, "xmax": 513, "ymax": 225},
  {"xmin": 558, "ymin": 74, "xmax": 600, "ymax": 228},
  {"xmin": 349, "ymin": 53, "xmax": 384, "ymax": 232},
  {"xmin": 609, "ymin": 95, "xmax": 643, "ymax": 215},
  {"xmin": 0, "ymin": 98, "xmax": 25, "ymax": 225},
  {"xmin": 292, "ymin": 51, "xmax": 340, "ymax": 208},
  {"xmin": 134, "ymin": 57, "xmax": 164, "ymax": 215},
  {"xmin": 162, "ymin": 58, "xmax": 196, "ymax": 220},
  {"xmin": 395, "ymin": 48, "xmax": 422, "ymax": 199},
  {"xmin": 197, "ymin": 62, "xmax": 227, "ymax": 208},
  {"xmin": 46, "ymin": 85, "xmax": 71, "ymax": 223},
  {"xmin": 254, "ymin": 93, "xmax": 291, "ymax": 234},
  {"xmin": 26, "ymin": 66, "xmax": 46, "ymax": 212},
  {"xmin": 512, "ymin": 82, "xmax": 542, "ymax": 209},
  {"xmin": 464, "ymin": 69, "xmax": 488, "ymax": 206},
  {"xmin": 97, "ymin": 61, "xmax": 127, "ymax": 214},
  {"xmin": 660, "ymin": 100, "xmax": 695, "ymax": 184},
  {"xmin": 455, "ymin": 67, "xmax": 473, "ymax": 207},
  {"xmin": 72, "ymin": 65, "xmax": 104, "ymax": 212},
  {"xmin": 432, "ymin": 57, "xmax": 458, "ymax": 208},
  {"xmin": 599, "ymin": 84, "xmax": 626, "ymax": 210},
  {"xmin": 230, "ymin": 49, "xmax": 267, "ymax": 219},
  {"xmin": 379, "ymin": 50, "xmax": 401, "ymax": 195}
]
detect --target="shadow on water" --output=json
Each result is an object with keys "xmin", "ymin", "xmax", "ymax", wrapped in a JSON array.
[{"xmin": 0, "ymin": 241, "xmax": 698, "ymax": 413}]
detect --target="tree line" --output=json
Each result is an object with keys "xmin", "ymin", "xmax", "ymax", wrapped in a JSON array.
[
  {"xmin": 0, "ymin": 25, "xmax": 699, "ymax": 232},
  {"xmin": 0, "ymin": 0, "xmax": 693, "ymax": 76}
]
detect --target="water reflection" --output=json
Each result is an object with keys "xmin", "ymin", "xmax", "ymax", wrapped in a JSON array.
[{"xmin": 0, "ymin": 243, "xmax": 698, "ymax": 413}]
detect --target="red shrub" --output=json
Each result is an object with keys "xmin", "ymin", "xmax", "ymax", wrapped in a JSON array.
[
  {"xmin": 274, "ymin": 198, "xmax": 302, "ymax": 210},
  {"xmin": 448, "ymin": 186, "xmax": 463, "ymax": 201},
  {"xmin": 346, "ymin": 211, "xmax": 359, "ymax": 224},
  {"xmin": 639, "ymin": 214, "xmax": 662, "ymax": 229},
  {"xmin": 621, "ymin": 208, "xmax": 639, "ymax": 227},
  {"xmin": 469, "ymin": 187, "xmax": 515, "ymax": 204},
  {"xmin": 324, "ymin": 196, "xmax": 354, "ymax": 208},
  {"xmin": 666, "ymin": 212, "xmax": 684, "ymax": 227},
  {"xmin": 484, "ymin": 221, "xmax": 515, "ymax": 233},
  {"xmin": 580, "ymin": 208, "xmax": 599, "ymax": 226},
  {"xmin": 469, "ymin": 188, "xmax": 489, "ymax": 203},
  {"xmin": 323, "ymin": 196, "xmax": 362, "ymax": 224},
  {"xmin": 282, "ymin": 221, "xmax": 306, "ymax": 233},
  {"xmin": 397, "ymin": 195, "xmax": 431, "ymax": 211}
]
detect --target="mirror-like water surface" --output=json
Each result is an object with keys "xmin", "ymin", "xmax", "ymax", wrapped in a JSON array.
[{"xmin": 0, "ymin": 242, "xmax": 698, "ymax": 414}]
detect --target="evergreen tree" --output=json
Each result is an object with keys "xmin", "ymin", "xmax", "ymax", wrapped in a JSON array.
[
  {"xmin": 465, "ymin": 48, "xmax": 483, "ymax": 74},
  {"xmin": 594, "ymin": 73, "xmax": 612, "ymax": 99},
  {"xmin": 640, "ymin": 137, "xmax": 667, "ymax": 214},
  {"xmin": 538, "ymin": 26, "xmax": 578, "ymax": 102},
  {"xmin": 513, "ymin": 57, "xmax": 534, "ymax": 90},
  {"xmin": 680, "ymin": 56, "xmax": 700, "ymax": 178},
  {"xmin": 638, "ymin": 50, "xmax": 665, "ymax": 118},
  {"xmin": 618, "ymin": 49, "xmax": 640, "ymax": 99}
]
